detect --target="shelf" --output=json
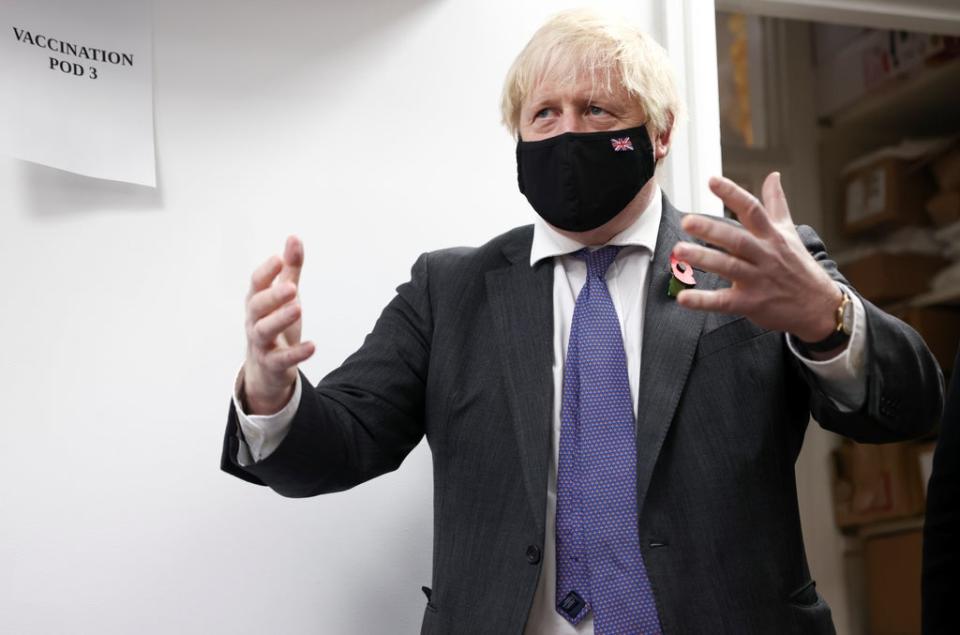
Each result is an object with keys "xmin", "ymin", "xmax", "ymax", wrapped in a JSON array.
[
  {"xmin": 820, "ymin": 57, "xmax": 960, "ymax": 138},
  {"xmin": 909, "ymin": 284, "xmax": 960, "ymax": 307},
  {"xmin": 816, "ymin": 57, "xmax": 960, "ymax": 251},
  {"xmin": 856, "ymin": 516, "xmax": 925, "ymax": 539}
]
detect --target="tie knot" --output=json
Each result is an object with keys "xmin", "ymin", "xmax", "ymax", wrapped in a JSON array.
[{"xmin": 577, "ymin": 245, "xmax": 621, "ymax": 279}]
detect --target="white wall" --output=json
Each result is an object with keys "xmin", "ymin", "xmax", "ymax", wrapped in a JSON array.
[{"xmin": 0, "ymin": 1, "xmax": 718, "ymax": 633}]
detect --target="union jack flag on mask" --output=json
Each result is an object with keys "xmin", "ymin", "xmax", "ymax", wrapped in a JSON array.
[{"xmin": 610, "ymin": 136, "xmax": 634, "ymax": 151}]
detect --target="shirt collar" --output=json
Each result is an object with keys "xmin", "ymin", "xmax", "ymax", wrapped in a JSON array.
[{"xmin": 529, "ymin": 185, "xmax": 662, "ymax": 267}]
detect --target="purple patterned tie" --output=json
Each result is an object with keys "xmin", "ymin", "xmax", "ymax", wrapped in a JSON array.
[{"xmin": 555, "ymin": 246, "xmax": 662, "ymax": 634}]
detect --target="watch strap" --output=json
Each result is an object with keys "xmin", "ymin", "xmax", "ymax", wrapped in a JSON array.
[
  {"xmin": 797, "ymin": 326, "xmax": 851, "ymax": 353},
  {"xmin": 794, "ymin": 290, "xmax": 852, "ymax": 354}
]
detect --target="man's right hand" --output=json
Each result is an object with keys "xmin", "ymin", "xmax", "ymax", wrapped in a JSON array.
[{"xmin": 242, "ymin": 236, "xmax": 316, "ymax": 415}]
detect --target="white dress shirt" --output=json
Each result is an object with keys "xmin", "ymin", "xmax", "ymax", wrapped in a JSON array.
[{"xmin": 233, "ymin": 186, "xmax": 869, "ymax": 634}]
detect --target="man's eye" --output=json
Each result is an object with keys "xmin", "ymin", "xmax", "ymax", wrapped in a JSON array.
[
  {"xmin": 588, "ymin": 105, "xmax": 608, "ymax": 116},
  {"xmin": 534, "ymin": 108, "xmax": 552, "ymax": 119}
]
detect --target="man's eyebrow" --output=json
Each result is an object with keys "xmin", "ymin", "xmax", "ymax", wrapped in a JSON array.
[{"xmin": 523, "ymin": 96, "xmax": 556, "ymax": 112}]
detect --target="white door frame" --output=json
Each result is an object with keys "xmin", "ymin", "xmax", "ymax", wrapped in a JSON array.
[
  {"xmin": 716, "ymin": 0, "xmax": 960, "ymax": 36},
  {"xmin": 655, "ymin": 0, "xmax": 725, "ymax": 217}
]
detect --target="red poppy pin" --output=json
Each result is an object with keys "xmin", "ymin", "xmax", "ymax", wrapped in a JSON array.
[{"xmin": 668, "ymin": 253, "xmax": 696, "ymax": 298}]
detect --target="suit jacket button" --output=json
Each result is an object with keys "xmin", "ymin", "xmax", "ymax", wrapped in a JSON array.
[{"xmin": 526, "ymin": 545, "xmax": 542, "ymax": 564}]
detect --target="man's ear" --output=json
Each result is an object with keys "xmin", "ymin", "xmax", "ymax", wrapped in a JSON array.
[{"xmin": 654, "ymin": 113, "xmax": 675, "ymax": 162}]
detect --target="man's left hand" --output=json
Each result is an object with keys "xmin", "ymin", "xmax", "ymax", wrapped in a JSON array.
[{"xmin": 672, "ymin": 172, "xmax": 842, "ymax": 345}]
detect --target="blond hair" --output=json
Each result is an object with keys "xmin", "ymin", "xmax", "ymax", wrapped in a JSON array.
[{"xmin": 500, "ymin": 8, "xmax": 684, "ymax": 139}]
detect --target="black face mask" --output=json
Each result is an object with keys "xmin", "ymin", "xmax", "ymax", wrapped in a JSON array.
[{"xmin": 516, "ymin": 124, "xmax": 655, "ymax": 232}]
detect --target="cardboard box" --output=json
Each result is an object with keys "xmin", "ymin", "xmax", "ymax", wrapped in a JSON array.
[
  {"xmin": 932, "ymin": 148, "xmax": 960, "ymax": 191},
  {"xmin": 831, "ymin": 441, "xmax": 925, "ymax": 529},
  {"xmin": 863, "ymin": 529, "xmax": 922, "ymax": 635},
  {"xmin": 817, "ymin": 31, "xmax": 960, "ymax": 117},
  {"xmin": 840, "ymin": 252, "xmax": 948, "ymax": 304},
  {"xmin": 843, "ymin": 158, "xmax": 936, "ymax": 236},
  {"xmin": 892, "ymin": 306, "xmax": 960, "ymax": 371},
  {"xmin": 925, "ymin": 190, "xmax": 960, "ymax": 227}
]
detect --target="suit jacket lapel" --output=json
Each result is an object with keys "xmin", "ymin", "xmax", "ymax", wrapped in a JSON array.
[
  {"xmin": 634, "ymin": 195, "xmax": 719, "ymax": 517},
  {"xmin": 486, "ymin": 229, "xmax": 554, "ymax": 534},
  {"xmin": 483, "ymin": 200, "xmax": 722, "ymax": 531}
]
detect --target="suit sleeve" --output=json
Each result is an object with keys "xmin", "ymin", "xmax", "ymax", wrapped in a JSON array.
[
  {"xmin": 792, "ymin": 225, "xmax": 944, "ymax": 443},
  {"xmin": 220, "ymin": 253, "xmax": 433, "ymax": 497},
  {"xmin": 784, "ymin": 285, "xmax": 867, "ymax": 412}
]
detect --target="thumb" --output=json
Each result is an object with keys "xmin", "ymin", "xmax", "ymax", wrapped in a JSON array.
[{"xmin": 761, "ymin": 172, "xmax": 792, "ymax": 224}]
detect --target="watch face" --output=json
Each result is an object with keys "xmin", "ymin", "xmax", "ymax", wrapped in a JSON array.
[{"xmin": 841, "ymin": 295, "xmax": 854, "ymax": 335}]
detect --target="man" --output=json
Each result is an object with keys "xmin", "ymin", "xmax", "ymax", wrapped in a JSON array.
[
  {"xmin": 923, "ymin": 344, "xmax": 959, "ymax": 635},
  {"xmin": 222, "ymin": 9, "xmax": 942, "ymax": 634}
]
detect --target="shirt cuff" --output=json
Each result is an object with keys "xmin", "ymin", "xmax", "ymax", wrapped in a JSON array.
[
  {"xmin": 785, "ymin": 285, "xmax": 868, "ymax": 413},
  {"xmin": 232, "ymin": 368, "xmax": 301, "ymax": 466}
]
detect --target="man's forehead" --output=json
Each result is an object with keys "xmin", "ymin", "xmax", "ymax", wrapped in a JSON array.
[{"xmin": 525, "ymin": 73, "xmax": 631, "ymax": 105}]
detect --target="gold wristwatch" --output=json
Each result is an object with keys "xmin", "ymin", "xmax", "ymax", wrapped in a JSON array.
[{"xmin": 800, "ymin": 288, "xmax": 853, "ymax": 353}]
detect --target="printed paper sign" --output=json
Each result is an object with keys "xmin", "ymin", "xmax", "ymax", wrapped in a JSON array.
[{"xmin": 0, "ymin": 0, "xmax": 155, "ymax": 186}]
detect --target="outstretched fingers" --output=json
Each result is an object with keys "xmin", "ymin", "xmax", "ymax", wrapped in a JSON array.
[
  {"xmin": 673, "ymin": 242, "xmax": 757, "ymax": 282},
  {"xmin": 250, "ymin": 301, "xmax": 302, "ymax": 348},
  {"xmin": 708, "ymin": 176, "xmax": 777, "ymax": 237},
  {"xmin": 676, "ymin": 287, "xmax": 741, "ymax": 314},
  {"xmin": 681, "ymin": 214, "xmax": 766, "ymax": 265},
  {"xmin": 248, "ymin": 255, "xmax": 283, "ymax": 299},
  {"xmin": 261, "ymin": 341, "xmax": 316, "ymax": 374},
  {"xmin": 279, "ymin": 235, "xmax": 305, "ymax": 288},
  {"xmin": 248, "ymin": 282, "xmax": 297, "ymax": 324}
]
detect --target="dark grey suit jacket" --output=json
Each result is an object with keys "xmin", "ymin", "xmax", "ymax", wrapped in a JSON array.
[{"xmin": 222, "ymin": 195, "xmax": 943, "ymax": 634}]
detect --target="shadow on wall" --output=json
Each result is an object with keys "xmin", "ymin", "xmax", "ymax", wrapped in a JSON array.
[{"xmin": 17, "ymin": 160, "xmax": 164, "ymax": 219}]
